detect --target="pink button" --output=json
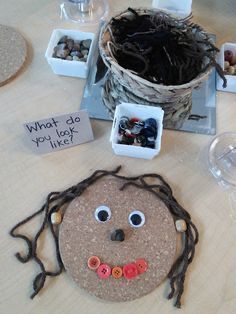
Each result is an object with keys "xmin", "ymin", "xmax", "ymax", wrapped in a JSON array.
[
  {"xmin": 123, "ymin": 263, "xmax": 138, "ymax": 279},
  {"xmin": 135, "ymin": 259, "xmax": 148, "ymax": 274},
  {"xmin": 97, "ymin": 264, "xmax": 111, "ymax": 279},
  {"xmin": 87, "ymin": 256, "xmax": 101, "ymax": 270}
]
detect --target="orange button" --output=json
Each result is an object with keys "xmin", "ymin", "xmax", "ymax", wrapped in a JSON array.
[
  {"xmin": 112, "ymin": 266, "xmax": 123, "ymax": 279},
  {"xmin": 135, "ymin": 259, "xmax": 148, "ymax": 274},
  {"xmin": 87, "ymin": 256, "xmax": 101, "ymax": 270},
  {"xmin": 123, "ymin": 263, "xmax": 138, "ymax": 279}
]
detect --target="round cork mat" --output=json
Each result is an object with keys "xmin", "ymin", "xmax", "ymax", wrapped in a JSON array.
[
  {"xmin": 0, "ymin": 25, "xmax": 27, "ymax": 86},
  {"xmin": 59, "ymin": 177, "xmax": 177, "ymax": 302}
]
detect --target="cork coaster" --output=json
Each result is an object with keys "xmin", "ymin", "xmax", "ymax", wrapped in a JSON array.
[
  {"xmin": 0, "ymin": 25, "xmax": 27, "ymax": 86},
  {"xmin": 59, "ymin": 177, "xmax": 177, "ymax": 302}
]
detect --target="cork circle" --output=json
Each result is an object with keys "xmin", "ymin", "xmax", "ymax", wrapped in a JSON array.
[
  {"xmin": 59, "ymin": 177, "xmax": 177, "ymax": 302},
  {"xmin": 0, "ymin": 25, "xmax": 27, "ymax": 86}
]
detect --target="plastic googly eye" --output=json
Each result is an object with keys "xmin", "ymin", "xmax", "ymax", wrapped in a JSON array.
[
  {"xmin": 94, "ymin": 206, "xmax": 111, "ymax": 222},
  {"xmin": 128, "ymin": 211, "xmax": 145, "ymax": 228}
]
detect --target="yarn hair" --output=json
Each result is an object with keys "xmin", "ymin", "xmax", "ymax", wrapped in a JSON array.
[{"xmin": 10, "ymin": 165, "xmax": 198, "ymax": 308}]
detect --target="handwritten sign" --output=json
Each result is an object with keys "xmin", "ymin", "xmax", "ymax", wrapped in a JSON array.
[{"xmin": 24, "ymin": 110, "xmax": 94, "ymax": 154}]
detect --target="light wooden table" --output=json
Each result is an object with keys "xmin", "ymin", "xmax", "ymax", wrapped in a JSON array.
[{"xmin": 1, "ymin": 1, "xmax": 236, "ymax": 313}]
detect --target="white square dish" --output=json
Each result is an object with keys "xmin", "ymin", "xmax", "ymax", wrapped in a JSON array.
[
  {"xmin": 45, "ymin": 29, "xmax": 95, "ymax": 79},
  {"xmin": 216, "ymin": 42, "xmax": 236, "ymax": 93},
  {"xmin": 110, "ymin": 103, "xmax": 164, "ymax": 160},
  {"xmin": 152, "ymin": 0, "xmax": 192, "ymax": 19}
]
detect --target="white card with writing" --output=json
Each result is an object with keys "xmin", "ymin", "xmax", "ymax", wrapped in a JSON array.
[{"xmin": 24, "ymin": 110, "xmax": 94, "ymax": 154}]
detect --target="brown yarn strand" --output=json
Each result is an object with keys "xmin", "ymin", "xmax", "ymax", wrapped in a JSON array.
[
  {"xmin": 119, "ymin": 179, "xmax": 198, "ymax": 308},
  {"xmin": 10, "ymin": 166, "xmax": 198, "ymax": 307}
]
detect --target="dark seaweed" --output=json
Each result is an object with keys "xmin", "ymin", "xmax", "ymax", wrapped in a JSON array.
[{"xmin": 108, "ymin": 8, "xmax": 226, "ymax": 87}]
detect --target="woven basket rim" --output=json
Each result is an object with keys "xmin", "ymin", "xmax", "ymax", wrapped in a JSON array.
[
  {"xmin": 106, "ymin": 55, "xmax": 212, "ymax": 91},
  {"xmin": 99, "ymin": 8, "xmax": 213, "ymax": 91}
]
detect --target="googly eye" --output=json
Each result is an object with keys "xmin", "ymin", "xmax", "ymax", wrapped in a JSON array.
[
  {"xmin": 94, "ymin": 206, "xmax": 111, "ymax": 223},
  {"xmin": 128, "ymin": 211, "xmax": 145, "ymax": 228}
]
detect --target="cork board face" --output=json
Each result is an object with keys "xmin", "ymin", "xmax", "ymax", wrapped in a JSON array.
[
  {"xmin": 0, "ymin": 25, "xmax": 27, "ymax": 86},
  {"xmin": 59, "ymin": 177, "xmax": 176, "ymax": 302}
]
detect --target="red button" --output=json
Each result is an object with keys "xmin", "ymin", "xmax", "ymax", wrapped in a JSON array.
[
  {"xmin": 135, "ymin": 259, "xmax": 148, "ymax": 274},
  {"xmin": 97, "ymin": 264, "xmax": 111, "ymax": 279},
  {"xmin": 87, "ymin": 256, "xmax": 101, "ymax": 270},
  {"xmin": 123, "ymin": 263, "xmax": 138, "ymax": 279},
  {"xmin": 130, "ymin": 118, "xmax": 140, "ymax": 123}
]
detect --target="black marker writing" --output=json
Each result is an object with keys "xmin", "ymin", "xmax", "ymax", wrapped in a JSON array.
[
  {"xmin": 66, "ymin": 116, "xmax": 80, "ymax": 125},
  {"xmin": 32, "ymin": 135, "xmax": 51, "ymax": 147},
  {"xmin": 55, "ymin": 127, "xmax": 78, "ymax": 138},
  {"xmin": 50, "ymin": 139, "xmax": 71, "ymax": 149},
  {"xmin": 24, "ymin": 111, "xmax": 93, "ymax": 153},
  {"xmin": 26, "ymin": 118, "xmax": 59, "ymax": 133}
]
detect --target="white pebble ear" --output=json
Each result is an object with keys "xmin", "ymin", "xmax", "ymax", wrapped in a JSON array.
[{"xmin": 175, "ymin": 219, "xmax": 187, "ymax": 232}]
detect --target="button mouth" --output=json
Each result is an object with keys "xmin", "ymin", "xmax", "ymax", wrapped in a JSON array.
[{"xmin": 88, "ymin": 256, "xmax": 148, "ymax": 280}]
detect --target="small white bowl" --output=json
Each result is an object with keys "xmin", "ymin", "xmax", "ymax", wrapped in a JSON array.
[
  {"xmin": 152, "ymin": 0, "xmax": 192, "ymax": 19},
  {"xmin": 216, "ymin": 42, "xmax": 236, "ymax": 93},
  {"xmin": 110, "ymin": 103, "xmax": 164, "ymax": 160},
  {"xmin": 45, "ymin": 29, "xmax": 95, "ymax": 79}
]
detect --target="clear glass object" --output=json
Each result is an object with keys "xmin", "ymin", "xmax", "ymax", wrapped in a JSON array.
[
  {"xmin": 208, "ymin": 132, "xmax": 236, "ymax": 188},
  {"xmin": 60, "ymin": 0, "xmax": 109, "ymax": 24}
]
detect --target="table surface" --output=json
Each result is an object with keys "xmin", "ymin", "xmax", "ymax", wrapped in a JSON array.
[{"xmin": 1, "ymin": 1, "xmax": 236, "ymax": 314}]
